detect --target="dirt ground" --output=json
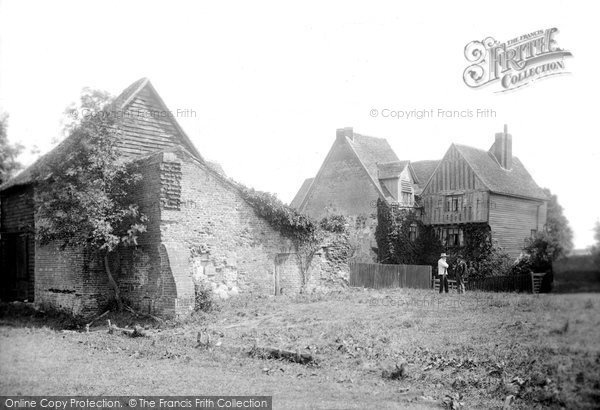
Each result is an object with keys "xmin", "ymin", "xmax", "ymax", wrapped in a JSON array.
[{"xmin": 1, "ymin": 288, "xmax": 599, "ymax": 409}]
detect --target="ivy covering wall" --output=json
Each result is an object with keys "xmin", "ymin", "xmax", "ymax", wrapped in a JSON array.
[
  {"xmin": 374, "ymin": 198, "xmax": 512, "ymax": 277},
  {"xmin": 374, "ymin": 198, "xmax": 443, "ymax": 269}
]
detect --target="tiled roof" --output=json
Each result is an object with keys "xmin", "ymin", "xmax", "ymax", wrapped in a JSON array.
[
  {"xmin": 290, "ymin": 177, "xmax": 314, "ymax": 209},
  {"xmin": 346, "ymin": 133, "xmax": 399, "ymax": 193},
  {"xmin": 410, "ymin": 160, "xmax": 440, "ymax": 188},
  {"xmin": 454, "ymin": 144, "xmax": 547, "ymax": 200},
  {"xmin": 0, "ymin": 128, "xmax": 83, "ymax": 191},
  {"xmin": 377, "ymin": 160, "xmax": 409, "ymax": 179}
]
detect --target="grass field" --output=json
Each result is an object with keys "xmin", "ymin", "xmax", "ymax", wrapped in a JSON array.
[{"xmin": 1, "ymin": 289, "xmax": 599, "ymax": 409}]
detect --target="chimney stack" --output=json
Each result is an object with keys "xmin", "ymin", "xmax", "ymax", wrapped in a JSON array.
[
  {"xmin": 336, "ymin": 127, "xmax": 354, "ymax": 142},
  {"xmin": 493, "ymin": 124, "xmax": 512, "ymax": 169}
]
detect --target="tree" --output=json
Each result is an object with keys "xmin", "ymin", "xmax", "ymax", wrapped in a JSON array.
[
  {"xmin": 0, "ymin": 112, "xmax": 24, "ymax": 185},
  {"xmin": 517, "ymin": 189, "xmax": 573, "ymax": 274},
  {"xmin": 33, "ymin": 89, "xmax": 147, "ymax": 310},
  {"xmin": 460, "ymin": 224, "xmax": 511, "ymax": 278},
  {"xmin": 592, "ymin": 221, "xmax": 600, "ymax": 266},
  {"xmin": 374, "ymin": 198, "xmax": 396, "ymax": 263},
  {"xmin": 543, "ymin": 188, "xmax": 573, "ymax": 257}
]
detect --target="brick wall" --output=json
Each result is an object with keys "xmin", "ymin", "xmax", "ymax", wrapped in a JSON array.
[
  {"xmin": 302, "ymin": 139, "xmax": 381, "ymax": 220},
  {"xmin": 34, "ymin": 244, "xmax": 109, "ymax": 317},
  {"xmin": 305, "ymin": 231, "xmax": 351, "ymax": 292},
  {"xmin": 158, "ymin": 150, "xmax": 300, "ymax": 300},
  {"xmin": 107, "ymin": 149, "xmax": 307, "ymax": 317},
  {"xmin": 15, "ymin": 148, "xmax": 353, "ymax": 318}
]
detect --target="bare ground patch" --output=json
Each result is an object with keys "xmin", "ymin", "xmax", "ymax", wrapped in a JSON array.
[{"xmin": 1, "ymin": 289, "xmax": 599, "ymax": 409}]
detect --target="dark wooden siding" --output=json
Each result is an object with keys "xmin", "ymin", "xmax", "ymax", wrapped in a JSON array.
[
  {"xmin": 117, "ymin": 87, "xmax": 188, "ymax": 159},
  {"xmin": 0, "ymin": 186, "xmax": 35, "ymax": 300},
  {"xmin": 423, "ymin": 145, "xmax": 485, "ymax": 195},
  {"xmin": 422, "ymin": 191, "xmax": 489, "ymax": 224},
  {"xmin": 488, "ymin": 193, "xmax": 545, "ymax": 258},
  {"xmin": 1, "ymin": 186, "xmax": 34, "ymax": 233},
  {"xmin": 421, "ymin": 145, "xmax": 488, "ymax": 225}
]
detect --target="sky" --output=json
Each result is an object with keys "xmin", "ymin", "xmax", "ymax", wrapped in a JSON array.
[{"xmin": 0, "ymin": 0, "xmax": 598, "ymax": 248}]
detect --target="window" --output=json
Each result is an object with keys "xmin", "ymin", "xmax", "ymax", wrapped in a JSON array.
[
  {"xmin": 447, "ymin": 228, "xmax": 460, "ymax": 246},
  {"xmin": 438, "ymin": 227, "xmax": 464, "ymax": 247},
  {"xmin": 442, "ymin": 195, "xmax": 463, "ymax": 213},
  {"xmin": 355, "ymin": 215, "xmax": 367, "ymax": 230},
  {"xmin": 452, "ymin": 197, "xmax": 459, "ymax": 211},
  {"xmin": 409, "ymin": 223, "xmax": 418, "ymax": 242},
  {"xmin": 530, "ymin": 229, "xmax": 537, "ymax": 237}
]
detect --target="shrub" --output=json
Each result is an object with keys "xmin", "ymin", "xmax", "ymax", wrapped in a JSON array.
[
  {"xmin": 523, "ymin": 231, "xmax": 560, "ymax": 273},
  {"xmin": 374, "ymin": 198, "xmax": 443, "ymax": 267},
  {"xmin": 319, "ymin": 214, "xmax": 348, "ymax": 233},
  {"xmin": 194, "ymin": 282, "xmax": 215, "ymax": 313}
]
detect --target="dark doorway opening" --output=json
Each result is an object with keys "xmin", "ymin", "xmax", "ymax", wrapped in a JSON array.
[{"xmin": 0, "ymin": 233, "xmax": 34, "ymax": 301}]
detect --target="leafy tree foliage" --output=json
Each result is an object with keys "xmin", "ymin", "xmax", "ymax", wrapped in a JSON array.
[
  {"xmin": 516, "ymin": 189, "xmax": 573, "ymax": 274},
  {"xmin": 33, "ymin": 89, "xmax": 147, "ymax": 310},
  {"xmin": 543, "ymin": 187, "xmax": 573, "ymax": 257},
  {"xmin": 459, "ymin": 224, "xmax": 511, "ymax": 278},
  {"xmin": 0, "ymin": 112, "xmax": 24, "ymax": 185},
  {"xmin": 591, "ymin": 221, "xmax": 600, "ymax": 267},
  {"xmin": 374, "ymin": 198, "xmax": 396, "ymax": 263},
  {"xmin": 319, "ymin": 214, "xmax": 348, "ymax": 234},
  {"xmin": 59, "ymin": 87, "xmax": 114, "ymax": 142}
]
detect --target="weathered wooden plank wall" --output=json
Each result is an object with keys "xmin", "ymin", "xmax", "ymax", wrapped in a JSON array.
[
  {"xmin": 349, "ymin": 262, "xmax": 432, "ymax": 289},
  {"xmin": 488, "ymin": 193, "xmax": 545, "ymax": 258}
]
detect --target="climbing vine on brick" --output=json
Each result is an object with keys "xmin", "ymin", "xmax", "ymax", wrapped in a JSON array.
[
  {"xmin": 240, "ymin": 188, "xmax": 348, "ymax": 288},
  {"xmin": 239, "ymin": 187, "xmax": 318, "ymax": 244},
  {"xmin": 33, "ymin": 88, "xmax": 148, "ymax": 311}
]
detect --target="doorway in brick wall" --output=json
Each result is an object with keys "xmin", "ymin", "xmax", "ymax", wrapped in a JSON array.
[
  {"xmin": 274, "ymin": 254, "xmax": 285, "ymax": 296},
  {"xmin": 0, "ymin": 233, "xmax": 34, "ymax": 301}
]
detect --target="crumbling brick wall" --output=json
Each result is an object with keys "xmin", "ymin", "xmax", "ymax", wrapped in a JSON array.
[
  {"xmin": 305, "ymin": 231, "xmax": 352, "ymax": 292},
  {"xmin": 27, "ymin": 148, "xmax": 354, "ymax": 318},
  {"xmin": 111, "ymin": 148, "xmax": 307, "ymax": 317},
  {"xmin": 158, "ymin": 149, "xmax": 300, "ymax": 301}
]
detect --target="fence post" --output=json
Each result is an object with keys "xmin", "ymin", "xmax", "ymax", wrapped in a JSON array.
[{"xmin": 530, "ymin": 272, "xmax": 534, "ymax": 294}]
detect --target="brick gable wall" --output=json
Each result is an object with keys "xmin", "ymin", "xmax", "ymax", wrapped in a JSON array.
[{"xmin": 302, "ymin": 139, "xmax": 380, "ymax": 220}]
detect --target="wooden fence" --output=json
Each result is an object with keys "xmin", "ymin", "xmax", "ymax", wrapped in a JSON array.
[
  {"xmin": 349, "ymin": 262, "xmax": 432, "ymax": 289},
  {"xmin": 432, "ymin": 272, "xmax": 547, "ymax": 293}
]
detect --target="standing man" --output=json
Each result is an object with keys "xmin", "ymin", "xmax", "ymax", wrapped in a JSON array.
[
  {"xmin": 438, "ymin": 253, "xmax": 449, "ymax": 293},
  {"xmin": 455, "ymin": 255, "xmax": 467, "ymax": 294}
]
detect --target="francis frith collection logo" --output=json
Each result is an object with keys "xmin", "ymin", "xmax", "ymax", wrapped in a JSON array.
[{"xmin": 463, "ymin": 28, "xmax": 572, "ymax": 92}]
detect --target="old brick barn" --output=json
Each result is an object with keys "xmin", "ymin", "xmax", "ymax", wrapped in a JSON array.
[{"xmin": 0, "ymin": 78, "xmax": 348, "ymax": 317}]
